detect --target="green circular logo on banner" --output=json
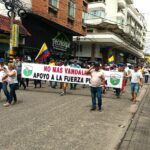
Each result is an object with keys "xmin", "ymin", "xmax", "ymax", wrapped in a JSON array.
[
  {"xmin": 110, "ymin": 74, "xmax": 121, "ymax": 85},
  {"xmin": 23, "ymin": 66, "xmax": 33, "ymax": 77}
]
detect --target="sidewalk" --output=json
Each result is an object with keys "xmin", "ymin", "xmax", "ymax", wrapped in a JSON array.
[
  {"xmin": 118, "ymin": 84, "xmax": 150, "ymax": 150},
  {"xmin": 0, "ymin": 83, "xmax": 148, "ymax": 150}
]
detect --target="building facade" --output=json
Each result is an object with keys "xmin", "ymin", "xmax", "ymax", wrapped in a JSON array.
[
  {"xmin": 0, "ymin": 15, "xmax": 30, "ymax": 59},
  {"xmin": 74, "ymin": 0, "xmax": 147, "ymax": 64},
  {"xmin": 21, "ymin": 0, "xmax": 88, "ymax": 60}
]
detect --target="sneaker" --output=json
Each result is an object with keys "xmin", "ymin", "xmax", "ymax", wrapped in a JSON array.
[
  {"xmin": 90, "ymin": 108, "xmax": 96, "ymax": 111},
  {"xmin": 98, "ymin": 108, "xmax": 102, "ymax": 112},
  {"xmin": 60, "ymin": 92, "xmax": 66, "ymax": 96},
  {"xmin": 11, "ymin": 101, "xmax": 17, "ymax": 105},
  {"xmin": 3, "ymin": 102, "xmax": 10, "ymax": 107}
]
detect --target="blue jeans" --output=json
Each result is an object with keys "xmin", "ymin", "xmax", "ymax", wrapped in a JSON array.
[
  {"xmin": 144, "ymin": 75, "xmax": 149, "ymax": 83},
  {"xmin": 131, "ymin": 83, "xmax": 140, "ymax": 93},
  {"xmin": 9, "ymin": 83, "xmax": 18, "ymax": 104},
  {"xmin": 90, "ymin": 87, "xmax": 102, "ymax": 109},
  {"xmin": 0, "ymin": 82, "xmax": 10, "ymax": 102}
]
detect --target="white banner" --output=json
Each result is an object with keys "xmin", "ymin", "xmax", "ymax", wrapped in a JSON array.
[{"xmin": 22, "ymin": 63, "xmax": 123, "ymax": 88}]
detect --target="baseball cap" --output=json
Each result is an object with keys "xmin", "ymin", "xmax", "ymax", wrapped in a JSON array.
[
  {"xmin": 94, "ymin": 61, "xmax": 100, "ymax": 67},
  {"xmin": 0, "ymin": 58, "xmax": 5, "ymax": 63}
]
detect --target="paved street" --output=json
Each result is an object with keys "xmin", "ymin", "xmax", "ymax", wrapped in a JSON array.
[{"xmin": 0, "ymin": 82, "xmax": 148, "ymax": 150}]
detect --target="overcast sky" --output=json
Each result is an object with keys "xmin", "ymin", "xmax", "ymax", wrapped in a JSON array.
[{"xmin": 134, "ymin": 0, "xmax": 150, "ymax": 53}]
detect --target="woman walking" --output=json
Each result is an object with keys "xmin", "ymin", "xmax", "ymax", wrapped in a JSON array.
[{"xmin": 3, "ymin": 63, "xmax": 18, "ymax": 107}]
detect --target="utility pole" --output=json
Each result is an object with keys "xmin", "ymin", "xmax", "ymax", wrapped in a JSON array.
[
  {"xmin": 1, "ymin": 0, "xmax": 27, "ymax": 62},
  {"xmin": 9, "ymin": 0, "xmax": 15, "ymax": 62}
]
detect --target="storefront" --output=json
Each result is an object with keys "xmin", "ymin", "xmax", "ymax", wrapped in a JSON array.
[
  {"xmin": 0, "ymin": 15, "xmax": 30, "ymax": 60},
  {"xmin": 21, "ymin": 13, "xmax": 80, "ymax": 61}
]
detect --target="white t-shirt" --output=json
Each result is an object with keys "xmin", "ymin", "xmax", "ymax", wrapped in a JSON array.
[
  {"xmin": 8, "ymin": 70, "xmax": 18, "ymax": 84},
  {"xmin": 131, "ymin": 71, "xmax": 143, "ymax": 83},
  {"xmin": 0, "ymin": 65, "xmax": 8, "ymax": 83},
  {"xmin": 144, "ymin": 68, "xmax": 150, "ymax": 76},
  {"xmin": 90, "ymin": 69, "xmax": 104, "ymax": 87},
  {"xmin": 125, "ymin": 67, "xmax": 130, "ymax": 75}
]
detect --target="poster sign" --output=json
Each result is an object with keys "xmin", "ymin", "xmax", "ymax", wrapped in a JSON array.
[
  {"xmin": 12, "ymin": 24, "xmax": 19, "ymax": 47},
  {"xmin": 22, "ymin": 63, "xmax": 123, "ymax": 88}
]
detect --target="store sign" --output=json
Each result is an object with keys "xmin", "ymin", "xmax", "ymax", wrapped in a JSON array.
[
  {"xmin": 12, "ymin": 24, "xmax": 19, "ymax": 47},
  {"xmin": 52, "ymin": 32, "xmax": 70, "ymax": 51}
]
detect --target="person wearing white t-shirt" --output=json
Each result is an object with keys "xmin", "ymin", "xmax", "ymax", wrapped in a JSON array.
[
  {"xmin": 86, "ymin": 62, "xmax": 105, "ymax": 111},
  {"xmin": 3, "ymin": 63, "xmax": 18, "ymax": 107},
  {"xmin": 143, "ymin": 66, "xmax": 149, "ymax": 83},
  {"xmin": 0, "ymin": 58, "xmax": 10, "ymax": 102},
  {"xmin": 131, "ymin": 66, "xmax": 143, "ymax": 103}
]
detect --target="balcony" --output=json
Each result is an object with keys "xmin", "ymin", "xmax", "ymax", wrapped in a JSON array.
[
  {"xmin": 88, "ymin": 1, "xmax": 105, "ymax": 10},
  {"xmin": 118, "ymin": 0, "xmax": 126, "ymax": 9},
  {"xmin": 117, "ymin": 11, "xmax": 125, "ymax": 18}
]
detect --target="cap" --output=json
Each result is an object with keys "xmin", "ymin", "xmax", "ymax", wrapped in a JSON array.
[
  {"xmin": 94, "ymin": 61, "xmax": 100, "ymax": 67},
  {"xmin": 118, "ymin": 63, "xmax": 124, "ymax": 67},
  {"xmin": 0, "ymin": 58, "xmax": 5, "ymax": 63}
]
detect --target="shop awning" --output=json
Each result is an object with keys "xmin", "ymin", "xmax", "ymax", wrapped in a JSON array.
[{"xmin": 0, "ymin": 15, "xmax": 31, "ymax": 36}]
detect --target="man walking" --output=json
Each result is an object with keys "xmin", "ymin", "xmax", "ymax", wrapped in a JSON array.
[
  {"xmin": 131, "ymin": 65, "xmax": 143, "ymax": 103},
  {"xmin": 86, "ymin": 62, "xmax": 105, "ymax": 111}
]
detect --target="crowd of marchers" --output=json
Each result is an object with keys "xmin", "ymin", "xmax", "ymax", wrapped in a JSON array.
[{"xmin": 0, "ymin": 57, "xmax": 149, "ymax": 111}]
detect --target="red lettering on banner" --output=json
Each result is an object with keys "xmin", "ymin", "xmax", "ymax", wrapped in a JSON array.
[
  {"xmin": 44, "ymin": 66, "xmax": 51, "ymax": 72},
  {"xmin": 65, "ymin": 68, "xmax": 86, "ymax": 75},
  {"xmin": 52, "ymin": 67, "xmax": 63, "ymax": 73}
]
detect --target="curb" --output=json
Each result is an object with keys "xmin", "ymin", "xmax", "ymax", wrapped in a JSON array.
[{"xmin": 114, "ymin": 85, "xmax": 148, "ymax": 150}]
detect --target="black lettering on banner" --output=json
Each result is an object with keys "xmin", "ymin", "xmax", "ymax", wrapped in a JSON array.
[
  {"xmin": 77, "ymin": 77, "xmax": 80, "ymax": 82},
  {"xmin": 59, "ymin": 75, "xmax": 62, "ymax": 81},
  {"xmin": 64, "ymin": 76, "xmax": 71, "ymax": 82},
  {"xmin": 46, "ymin": 74, "xmax": 49, "ymax": 80},
  {"xmin": 51, "ymin": 74, "xmax": 54, "ymax": 80},
  {"xmin": 74, "ymin": 77, "xmax": 77, "ymax": 82},
  {"xmin": 33, "ymin": 73, "xmax": 37, "ymax": 78},
  {"xmin": 86, "ymin": 78, "xmax": 90, "ymax": 83},
  {"xmin": 40, "ymin": 73, "xmax": 43, "ymax": 79},
  {"xmin": 80, "ymin": 78, "xmax": 83, "ymax": 83},
  {"xmin": 37, "ymin": 73, "xmax": 40, "ymax": 78},
  {"xmin": 56, "ymin": 75, "xmax": 62, "ymax": 81},
  {"xmin": 33, "ymin": 73, "xmax": 49, "ymax": 80},
  {"xmin": 71, "ymin": 77, "xmax": 74, "ymax": 82}
]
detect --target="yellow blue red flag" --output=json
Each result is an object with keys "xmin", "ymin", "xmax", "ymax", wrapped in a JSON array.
[{"xmin": 35, "ymin": 43, "xmax": 50, "ymax": 61}]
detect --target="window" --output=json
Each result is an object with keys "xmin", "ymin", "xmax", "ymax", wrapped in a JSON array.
[
  {"xmin": 49, "ymin": 0, "xmax": 59, "ymax": 9},
  {"xmin": 117, "ymin": 17, "xmax": 124, "ymax": 25},
  {"xmin": 88, "ymin": 9, "xmax": 105, "ymax": 19},
  {"xmin": 68, "ymin": 0, "xmax": 75, "ymax": 19},
  {"xmin": 82, "ymin": 11, "xmax": 87, "ymax": 25}
]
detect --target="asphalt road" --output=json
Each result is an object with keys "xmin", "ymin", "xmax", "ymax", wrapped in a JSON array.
[{"xmin": 0, "ymin": 83, "xmax": 146, "ymax": 150}]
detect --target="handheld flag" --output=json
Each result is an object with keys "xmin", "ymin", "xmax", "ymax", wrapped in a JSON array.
[
  {"xmin": 35, "ymin": 43, "xmax": 50, "ymax": 61},
  {"xmin": 108, "ymin": 55, "xmax": 114, "ymax": 64}
]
